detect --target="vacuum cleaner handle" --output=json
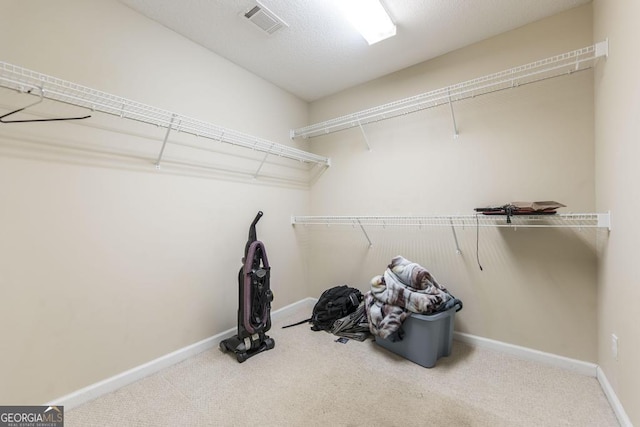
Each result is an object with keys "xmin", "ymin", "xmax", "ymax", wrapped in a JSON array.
[
  {"xmin": 248, "ymin": 211, "xmax": 263, "ymax": 243},
  {"xmin": 252, "ymin": 211, "xmax": 264, "ymax": 226}
]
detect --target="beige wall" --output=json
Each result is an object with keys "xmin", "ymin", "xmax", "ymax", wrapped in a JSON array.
[
  {"xmin": 305, "ymin": 5, "xmax": 599, "ymax": 362},
  {"xmin": 594, "ymin": 0, "xmax": 640, "ymax": 425},
  {"xmin": 0, "ymin": 0, "xmax": 311, "ymax": 403},
  {"xmin": 2, "ymin": 1, "xmax": 636, "ymax": 423}
]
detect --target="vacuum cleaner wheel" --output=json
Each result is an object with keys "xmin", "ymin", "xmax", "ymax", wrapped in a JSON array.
[{"xmin": 265, "ymin": 338, "xmax": 275, "ymax": 350}]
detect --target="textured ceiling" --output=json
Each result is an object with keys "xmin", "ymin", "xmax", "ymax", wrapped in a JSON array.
[{"xmin": 118, "ymin": 0, "xmax": 591, "ymax": 101}]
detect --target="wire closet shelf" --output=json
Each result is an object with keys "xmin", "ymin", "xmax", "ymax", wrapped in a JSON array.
[
  {"xmin": 0, "ymin": 61, "xmax": 329, "ymax": 166},
  {"xmin": 291, "ymin": 40, "xmax": 609, "ymax": 139},
  {"xmin": 291, "ymin": 213, "xmax": 611, "ymax": 230}
]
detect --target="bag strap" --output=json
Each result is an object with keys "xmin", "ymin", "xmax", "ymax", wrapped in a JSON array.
[
  {"xmin": 349, "ymin": 292, "xmax": 361, "ymax": 306},
  {"xmin": 281, "ymin": 317, "xmax": 312, "ymax": 329}
]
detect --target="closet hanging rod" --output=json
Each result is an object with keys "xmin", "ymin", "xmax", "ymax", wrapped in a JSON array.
[
  {"xmin": 291, "ymin": 213, "xmax": 611, "ymax": 230},
  {"xmin": 291, "ymin": 40, "xmax": 608, "ymax": 140},
  {"xmin": 0, "ymin": 61, "xmax": 329, "ymax": 166}
]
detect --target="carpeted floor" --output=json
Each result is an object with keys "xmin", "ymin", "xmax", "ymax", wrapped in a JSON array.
[{"xmin": 65, "ymin": 304, "xmax": 619, "ymax": 426}]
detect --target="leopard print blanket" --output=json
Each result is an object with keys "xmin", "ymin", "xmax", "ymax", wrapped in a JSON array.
[{"xmin": 365, "ymin": 256, "xmax": 457, "ymax": 341}]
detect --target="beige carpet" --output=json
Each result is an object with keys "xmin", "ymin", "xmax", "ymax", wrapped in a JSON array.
[{"xmin": 66, "ymin": 304, "xmax": 619, "ymax": 426}]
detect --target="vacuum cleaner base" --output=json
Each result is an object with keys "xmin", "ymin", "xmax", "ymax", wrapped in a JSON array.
[{"xmin": 219, "ymin": 333, "xmax": 275, "ymax": 363}]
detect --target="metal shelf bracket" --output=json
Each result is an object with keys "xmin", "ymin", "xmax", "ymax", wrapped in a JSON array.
[
  {"xmin": 357, "ymin": 219, "xmax": 373, "ymax": 248},
  {"xmin": 450, "ymin": 218, "xmax": 462, "ymax": 254},
  {"xmin": 447, "ymin": 90, "xmax": 459, "ymax": 139},
  {"xmin": 357, "ymin": 120, "xmax": 372, "ymax": 151},
  {"xmin": 597, "ymin": 211, "xmax": 612, "ymax": 231},
  {"xmin": 155, "ymin": 114, "xmax": 176, "ymax": 168}
]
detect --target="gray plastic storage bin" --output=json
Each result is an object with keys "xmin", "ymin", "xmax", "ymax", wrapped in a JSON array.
[{"xmin": 375, "ymin": 306, "xmax": 457, "ymax": 368}]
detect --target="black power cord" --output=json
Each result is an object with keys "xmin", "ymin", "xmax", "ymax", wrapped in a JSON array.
[{"xmin": 476, "ymin": 213, "xmax": 484, "ymax": 271}]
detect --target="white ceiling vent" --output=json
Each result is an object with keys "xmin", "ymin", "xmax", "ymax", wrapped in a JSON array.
[{"xmin": 243, "ymin": 2, "xmax": 288, "ymax": 35}]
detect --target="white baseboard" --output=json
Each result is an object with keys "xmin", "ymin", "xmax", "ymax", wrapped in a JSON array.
[
  {"xmin": 46, "ymin": 298, "xmax": 314, "ymax": 410},
  {"xmin": 454, "ymin": 332, "xmax": 635, "ymax": 425},
  {"xmin": 596, "ymin": 366, "xmax": 633, "ymax": 427},
  {"xmin": 453, "ymin": 331, "xmax": 598, "ymax": 377},
  {"xmin": 49, "ymin": 299, "xmax": 631, "ymax": 427}
]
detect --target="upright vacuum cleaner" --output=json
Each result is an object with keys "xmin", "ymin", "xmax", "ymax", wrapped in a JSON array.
[{"xmin": 220, "ymin": 211, "xmax": 275, "ymax": 362}]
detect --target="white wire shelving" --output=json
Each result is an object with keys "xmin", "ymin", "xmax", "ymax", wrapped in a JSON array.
[
  {"xmin": 292, "ymin": 213, "xmax": 611, "ymax": 249},
  {"xmin": 291, "ymin": 40, "xmax": 609, "ymax": 140},
  {"xmin": 292, "ymin": 213, "xmax": 611, "ymax": 228},
  {"xmin": 0, "ymin": 61, "xmax": 330, "ymax": 169}
]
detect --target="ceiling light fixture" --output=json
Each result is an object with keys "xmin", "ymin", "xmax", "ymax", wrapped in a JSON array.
[{"xmin": 337, "ymin": 0, "xmax": 396, "ymax": 45}]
